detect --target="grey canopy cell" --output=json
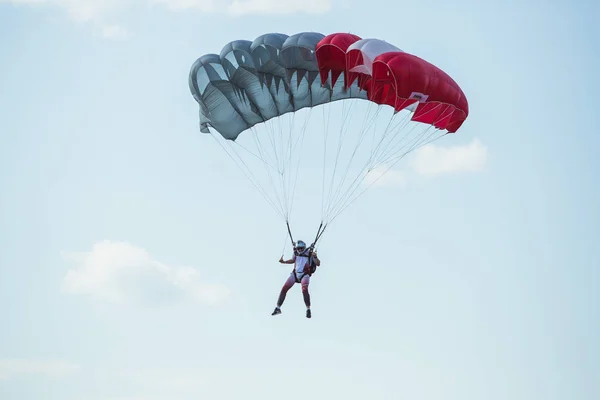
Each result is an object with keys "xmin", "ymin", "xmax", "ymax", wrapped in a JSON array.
[{"xmin": 188, "ymin": 31, "xmax": 366, "ymax": 141}]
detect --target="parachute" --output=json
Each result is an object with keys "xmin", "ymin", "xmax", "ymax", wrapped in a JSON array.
[{"xmin": 188, "ymin": 32, "xmax": 469, "ymax": 248}]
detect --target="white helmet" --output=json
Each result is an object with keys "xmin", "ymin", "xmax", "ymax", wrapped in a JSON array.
[{"xmin": 295, "ymin": 240, "xmax": 306, "ymax": 252}]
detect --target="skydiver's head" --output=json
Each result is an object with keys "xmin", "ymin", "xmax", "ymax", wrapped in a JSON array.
[{"xmin": 295, "ymin": 240, "xmax": 306, "ymax": 253}]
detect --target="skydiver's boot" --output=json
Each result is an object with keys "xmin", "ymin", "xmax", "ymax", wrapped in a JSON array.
[
  {"xmin": 271, "ymin": 307, "xmax": 282, "ymax": 316},
  {"xmin": 306, "ymin": 308, "xmax": 311, "ymax": 318}
]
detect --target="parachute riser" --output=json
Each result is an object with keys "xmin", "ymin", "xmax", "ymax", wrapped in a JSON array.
[
  {"xmin": 312, "ymin": 222, "xmax": 326, "ymax": 249},
  {"xmin": 286, "ymin": 220, "xmax": 295, "ymax": 246},
  {"xmin": 282, "ymin": 221, "xmax": 326, "ymax": 256}
]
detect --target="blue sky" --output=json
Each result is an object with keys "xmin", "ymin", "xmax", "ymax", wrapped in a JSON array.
[{"xmin": 1, "ymin": 0, "xmax": 598, "ymax": 399}]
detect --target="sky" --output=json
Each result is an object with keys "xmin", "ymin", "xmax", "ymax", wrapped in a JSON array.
[{"xmin": 1, "ymin": 0, "xmax": 599, "ymax": 399}]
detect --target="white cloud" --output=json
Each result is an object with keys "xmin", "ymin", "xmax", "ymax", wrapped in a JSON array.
[
  {"xmin": 3, "ymin": 0, "xmax": 332, "ymax": 38},
  {"xmin": 150, "ymin": 0, "xmax": 332, "ymax": 15},
  {"xmin": 0, "ymin": 359, "xmax": 80, "ymax": 381},
  {"xmin": 102, "ymin": 24, "xmax": 129, "ymax": 39},
  {"xmin": 61, "ymin": 240, "xmax": 230, "ymax": 306},
  {"xmin": 3, "ymin": 0, "xmax": 131, "ymax": 38},
  {"xmin": 150, "ymin": 0, "xmax": 225, "ymax": 12},
  {"xmin": 411, "ymin": 138, "xmax": 488, "ymax": 177},
  {"xmin": 123, "ymin": 368, "xmax": 209, "ymax": 391},
  {"xmin": 70, "ymin": 368, "xmax": 208, "ymax": 400},
  {"xmin": 226, "ymin": 0, "xmax": 331, "ymax": 15},
  {"xmin": 4, "ymin": 0, "xmax": 130, "ymax": 22},
  {"xmin": 363, "ymin": 166, "xmax": 407, "ymax": 188},
  {"xmin": 3, "ymin": 0, "xmax": 333, "ymax": 26},
  {"xmin": 360, "ymin": 138, "xmax": 487, "ymax": 189}
]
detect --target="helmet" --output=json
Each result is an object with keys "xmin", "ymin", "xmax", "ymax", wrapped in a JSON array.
[{"xmin": 295, "ymin": 240, "xmax": 306, "ymax": 251}]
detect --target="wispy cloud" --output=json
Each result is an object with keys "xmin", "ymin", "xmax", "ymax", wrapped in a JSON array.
[
  {"xmin": 101, "ymin": 24, "xmax": 129, "ymax": 39},
  {"xmin": 148, "ymin": 0, "xmax": 332, "ymax": 15},
  {"xmin": 61, "ymin": 240, "xmax": 230, "ymax": 306},
  {"xmin": 74, "ymin": 367, "xmax": 209, "ymax": 400},
  {"xmin": 411, "ymin": 138, "xmax": 488, "ymax": 177},
  {"xmin": 122, "ymin": 367, "xmax": 209, "ymax": 391},
  {"xmin": 363, "ymin": 167, "xmax": 407, "ymax": 188},
  {"xmin": 225, "ymin": 0, "xmax": 332, "ymax": 15},
  {"xmin": 362, "ymin": 138, "xmax": 488, "ymax": 188},
  {"xmin": 3, "ymin": 0, "xmax": 130, "ymax": 23},
  {"xmin": 3, "ymin": 0, "xmax": 332, "ymax": 36},
  {"xmin": 0, "ymin": 359, "xmax": 80, "ymax": 381}
]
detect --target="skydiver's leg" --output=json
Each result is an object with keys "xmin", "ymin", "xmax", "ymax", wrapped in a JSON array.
[
  {"xmin": 301, "ymin": 275, "xmax": 311, "ymax": 318},
  {"xmin": 272, "ymin": 274, "xmax": 296, "ymax": 315}
]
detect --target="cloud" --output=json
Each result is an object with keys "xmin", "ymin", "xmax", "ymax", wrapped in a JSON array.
[
  {"xmin": 3, "ymin": 0, "xmax": 130, "ymax": 22},
  {"xmin": 0, "ymin": 359, "xmax": 80, "ymax": 381},
  {"xmin": 122, "ymin": 368, "xmax": 209, "ymax": 391},
  {"xmin": 360, "ymin": 138, "xmax": 487, "ymax": 189},
  {"xmin": 4, "ymin": 0, "xmax": 332, "ymax": 38},
  {"xmin": 411, "ymin": 138, "xmax": 488, "ymax": 177},
  {"xmin": 61, "ymin": 240, "xmax": 230, "ymax": 306},
  {"xmin": 75, "ymin": 368, "xmax": 209, "ymax": 400},
  {"xmin": 225, "ymin": 0, "xmax": 331, "ymax": 15},
  {"xmin": 101, "ymin": 24, "xmax": 129, "ymax": 39},
  {"xmin": 149, "ymin": 0, "xmax": 332, "ymax": 15},
  {"xmin": 3, "ymin": 0, "xmax": 333, "ymax": 28},
  {"xmin": 363, "ymin": 166, "xmax": 407, "ymax": 188}
]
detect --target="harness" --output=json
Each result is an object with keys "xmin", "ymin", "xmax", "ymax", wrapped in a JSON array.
[
  {"xmin": 284, "ymin": 221, "xmax": 323, "ymax": 283},
  {"xmin": 292, "ymin": 249, "xmax": 317, "ymax": 283}
]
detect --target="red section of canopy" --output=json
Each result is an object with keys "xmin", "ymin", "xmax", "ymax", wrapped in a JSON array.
[
  {"xmin": 371, "ymin": 52, "xmax": 469, "ymax": 132},
  {"xmin": 316, "ymin": 33, "xmax": 362, "ymax": 88},
  {"xmin": 314, "ymin": 35, "xmax": 469, "ymax": 133}
]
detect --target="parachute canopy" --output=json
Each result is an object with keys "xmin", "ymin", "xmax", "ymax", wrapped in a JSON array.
[
  {"xmin": 189, "ymin": 32, "xmax": 468, "ymax": 141},
  {"xmin": 189, "ymin": 31, "xmax": 469, "ymax": 247}
]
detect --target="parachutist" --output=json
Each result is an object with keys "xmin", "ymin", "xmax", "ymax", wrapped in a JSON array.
[
  {"xmin": 272, "ymin": 240, "xmax": 320, "ymax": 318},
  {"xmin": 189, "ymin": 33, "xmax": 469, "ymax": 317}
]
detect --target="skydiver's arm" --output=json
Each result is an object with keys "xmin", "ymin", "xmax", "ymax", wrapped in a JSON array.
[
  {"xmin": 313, "ymin": 253, "xmax": 321, "ymax": 266},
  {"xmin": 279, "ymin": 255, "xmax": 296, "ymax": 264}
]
